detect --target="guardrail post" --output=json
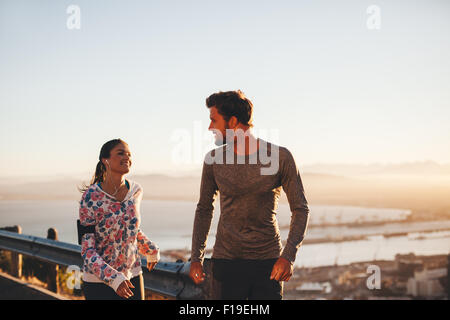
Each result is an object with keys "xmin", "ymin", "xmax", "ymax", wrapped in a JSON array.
[
  {"xmin": 8, "ymin": 225, "xmax": 23, "ymax": 278},
  {"xmin": 46, "ymin": 228, "xmax": 59, "ymax": 293}
]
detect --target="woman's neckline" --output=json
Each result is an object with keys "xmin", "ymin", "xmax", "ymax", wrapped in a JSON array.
[{"xmin": 97, "ymin": 179, "xmax": 131, "ymax": 202}]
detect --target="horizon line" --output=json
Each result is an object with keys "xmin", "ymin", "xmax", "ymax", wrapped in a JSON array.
[{"xmin": 1, "ymin": 159, "xmax": 450, "ymax": 181}]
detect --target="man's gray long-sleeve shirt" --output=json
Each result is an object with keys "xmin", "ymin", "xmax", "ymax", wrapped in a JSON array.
[{"xmin": 191, "ymin": 140, "xmax": 309, "ymax": 263}]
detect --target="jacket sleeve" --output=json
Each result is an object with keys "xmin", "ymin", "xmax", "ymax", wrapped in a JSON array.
[
  {"xmin": 132, "ymin": 183, "xmax": 160, "ymax": 263},
  {"xmin": 191, "ymin": 153, "xmax": 219, "ymax": 263},
  {"xmin": 136, "ymin": 229, "xmax": 160, "ymax": 263},
  {"xmin": 79, "ymin": 190, "xmax": 127, "ymax": 292},
  {"xmin": 279, "ymin": 148, "xmax": 310, "ymax": 263}
]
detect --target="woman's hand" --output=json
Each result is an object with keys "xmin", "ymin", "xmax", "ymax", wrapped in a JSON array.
[
  {"xmin": 116, "ymin": 280, "xmax": 135, "ymax": 299},
  {"xmin": 147, "ymin": 261, "xmax": 158, "ymax": 272}
]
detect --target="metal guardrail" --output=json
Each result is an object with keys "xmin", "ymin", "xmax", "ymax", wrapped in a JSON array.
[{"xmin": 0, "ymin": 229, "xmax": 205, "ymax": 299}]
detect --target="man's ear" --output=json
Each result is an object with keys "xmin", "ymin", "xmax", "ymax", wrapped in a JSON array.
[{"xmin": 228, "ymin": 116, "xmax": 238, "ymax": 129}]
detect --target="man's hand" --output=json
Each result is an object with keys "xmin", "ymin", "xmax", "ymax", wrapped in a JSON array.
[
  {"xmin": 189, "ymin": 261, "xmax": 206, "ymax": 285},
  {"xmin": 116, "ymin": 280, "xmax": 135, "ymax": 299},
  {"xmin": 147, "ymin": 261, "xmax": 157, "ymax": 272},
  {"xmin": 270, "ymin": 257, "xmax": 293, "ymax": 282}
]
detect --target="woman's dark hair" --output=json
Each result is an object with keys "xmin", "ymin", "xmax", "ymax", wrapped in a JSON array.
[
  {"xmin": 79, "ymin": 139, "xmax": 127, "ymax": 193},
  {"xmin": 206, "ymin": 90, "xmax": 254, "ymax": 127}
]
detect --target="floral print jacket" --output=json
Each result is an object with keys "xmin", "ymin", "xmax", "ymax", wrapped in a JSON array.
[{"xmin": 79, "ymin": 180, "xmax": 160, "ymax": 292}]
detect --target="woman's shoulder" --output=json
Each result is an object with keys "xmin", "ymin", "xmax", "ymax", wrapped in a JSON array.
[
  {"xmin": 126, "ymin": 179, "xmax": 143, "ymax": 193},
  {"xmin": 80, "ymin": 183, "xmax": 100, "ymax": 201}
]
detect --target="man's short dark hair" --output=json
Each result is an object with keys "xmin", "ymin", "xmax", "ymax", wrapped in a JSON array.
[{"xmin": 206, "ymin": 90, "xmax": 254, "ymax": 127}]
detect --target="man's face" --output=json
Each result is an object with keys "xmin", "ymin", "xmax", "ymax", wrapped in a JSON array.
[{"xmin": 208, "ymin": 106, "xmax": 229, "ymax": 146}]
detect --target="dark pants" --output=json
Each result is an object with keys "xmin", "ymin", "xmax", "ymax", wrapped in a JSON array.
[
  {"xmin": 82, "ymin": 274, "xmax": 144, "ymax": 300},
  {"xmin": 212, "ymin": 258, "xmax": 283, "ymax": 300}
]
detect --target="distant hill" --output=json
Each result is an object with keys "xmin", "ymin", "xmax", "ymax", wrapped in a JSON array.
[
  {"xmin": 1, "ymin": 171, "xmax": 450, "ymax": 219},
  {"xmin": 0, "ymin": 172, "xmax": 354, "ymax": 202},
  {"xmin": 303, "ymin": 161, "xmax": 450, "ymax": 178},
  {"xmin": 2, "ymin": 158, "xmax": 450, "ymax": 222}
]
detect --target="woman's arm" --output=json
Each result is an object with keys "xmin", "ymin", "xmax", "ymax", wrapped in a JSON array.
[
  {"xmin": 136, "ymin": 229, "xmax": 160, "ymax": 263},
  {"xmin": 133, "ymin": 183, "xmax": 160, "ymax": 264}
]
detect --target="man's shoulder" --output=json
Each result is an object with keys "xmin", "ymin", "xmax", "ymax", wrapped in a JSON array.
[
  {"xmin": 202, "ymin": 141, "xmax": 294, "ymax": 165},
  {"xmin": 278, "ymin": 145, "xmax": 293, "ymax": 159},
  {"xmin": 259, "ymin": 139, "xmax": 291, "ymax": 159}
]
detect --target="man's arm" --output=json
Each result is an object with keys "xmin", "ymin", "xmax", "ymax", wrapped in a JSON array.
[
  {"xmin": 190, "ymin": 153, "xmax": 219, "ymax": 265},
  {"xmin": 190, "ymin": 154, "xmax": 219, "ymax": 284},
  {"xmin": 279, "ymin": 148, "xmax": 310, "ymax": 263},
  {"xmin": 270, "ymin": 148, "xmax": 309, "ymax": 282}
]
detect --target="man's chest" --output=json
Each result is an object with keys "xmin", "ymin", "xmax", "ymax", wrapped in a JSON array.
[{"xmin": 213, "ymin": 165, "xmax": 281, "ymax": 196}]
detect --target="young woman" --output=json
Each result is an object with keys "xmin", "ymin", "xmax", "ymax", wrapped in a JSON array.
[{"xmin": 79, "ymin": 139, "xmax": 159, "ymax": 300}]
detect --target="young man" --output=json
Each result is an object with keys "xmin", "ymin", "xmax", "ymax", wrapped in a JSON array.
[{"xmin": 189, "ymin": 90, "xmax": 309, "ymax": 300}]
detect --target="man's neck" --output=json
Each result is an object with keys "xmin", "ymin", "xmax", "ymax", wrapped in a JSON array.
[{"xmin": 233, "ymin": 132, "xmax": 259, "ymax": 156}]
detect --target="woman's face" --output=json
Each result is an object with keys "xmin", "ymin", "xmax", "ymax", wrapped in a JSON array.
[{"xmin": 102, "ymin": 142, "xmax": 132, "ymax": 175}]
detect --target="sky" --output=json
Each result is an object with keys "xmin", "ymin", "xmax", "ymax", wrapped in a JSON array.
[{"xmin": 1, "ymin": 0, "xmax": 449, "ymax": 178}]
